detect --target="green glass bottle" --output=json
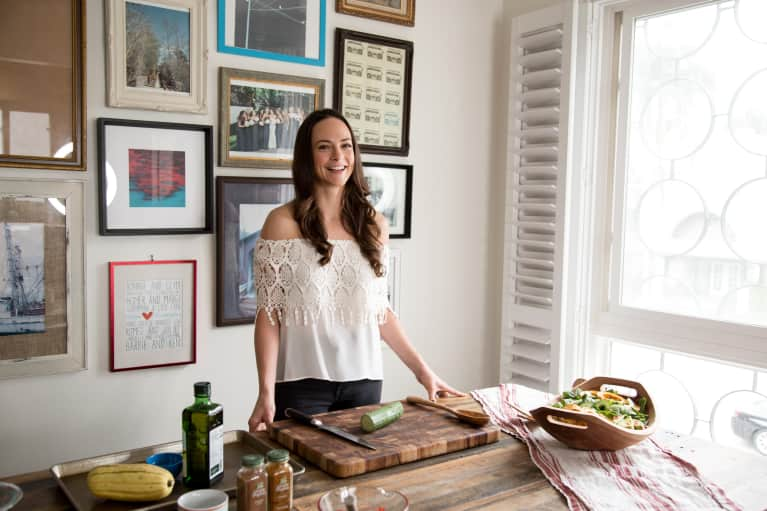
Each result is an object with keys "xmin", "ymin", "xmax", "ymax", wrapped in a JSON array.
[{"xmin": 182, "ymin": 381, "xmax": 224, "ymax": 488}]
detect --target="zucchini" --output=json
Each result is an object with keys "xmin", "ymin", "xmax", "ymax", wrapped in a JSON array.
[{"xmin": 360, "ymin": 401, "xmax": 404, "ymax": 432}]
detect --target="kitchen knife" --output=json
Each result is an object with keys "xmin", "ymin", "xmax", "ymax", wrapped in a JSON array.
[{"xmin": 284, "ymin": 408, "xmax": 377, "ymax": 450}]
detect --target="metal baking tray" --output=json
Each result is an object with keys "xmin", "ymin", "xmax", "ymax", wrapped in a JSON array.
[{"xmin": 50, "ymin": 429, "xmax": 304, "ymax": 511}]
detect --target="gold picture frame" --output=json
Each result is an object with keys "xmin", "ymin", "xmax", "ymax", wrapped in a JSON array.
[
  {"xmin": 336, "ymin": 0, "xmax": 415, "ymax": 26},
  {"xmin": 0, "ymin": 0, "xmax": 86, "ymax": 170}
]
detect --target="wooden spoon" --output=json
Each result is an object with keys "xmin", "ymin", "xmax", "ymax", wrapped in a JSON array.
[{"xmin": 406, "ymin": 396, "xmax": 491, "ymax": 426}]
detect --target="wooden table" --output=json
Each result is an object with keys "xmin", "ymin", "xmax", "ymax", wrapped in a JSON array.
[{"xmin": 4, "ymin": 394, "xmax": 766, "ymax": 510}]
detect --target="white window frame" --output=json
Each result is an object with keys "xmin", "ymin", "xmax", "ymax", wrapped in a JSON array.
[{"xmin": 563, "ymin": 0, "xmax": 767, "ymax": 380}]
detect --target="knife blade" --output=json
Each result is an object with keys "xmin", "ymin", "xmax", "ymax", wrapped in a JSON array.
[{"xmin": 284, "ymin": 408, "xmax": 377, "ymax": 450}]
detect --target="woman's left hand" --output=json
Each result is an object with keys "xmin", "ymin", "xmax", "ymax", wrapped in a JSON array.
[{"xmin": 416, "ymin": 367, "xmax": 466, "ymax": 401}]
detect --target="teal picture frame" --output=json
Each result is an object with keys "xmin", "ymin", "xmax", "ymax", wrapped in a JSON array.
[{"xmin": 217, "ymin": 0, "xmax": 326, "ymax": 66}]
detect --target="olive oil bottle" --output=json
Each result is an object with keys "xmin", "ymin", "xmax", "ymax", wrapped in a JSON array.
[{"xmin": 182, "ymin": 381, "xmax": 224, "ymax": 488}]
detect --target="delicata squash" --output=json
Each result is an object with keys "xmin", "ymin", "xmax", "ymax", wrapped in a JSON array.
[
  {"xmin": 86, "ymin": 463, "xmax": 175, "ymax": 502},
  {"xmin": 551, "ymin": 387, "xmax": 650, "ymax": 430}
]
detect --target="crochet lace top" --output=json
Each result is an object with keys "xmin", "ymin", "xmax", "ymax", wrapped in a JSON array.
[{"xmin": 254, "ymin": 238, "xmax": 390, "ymax": 382}]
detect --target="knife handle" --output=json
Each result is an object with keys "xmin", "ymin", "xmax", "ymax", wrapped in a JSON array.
[{"xmin": 285, "ymin": 408, "xmax": 321, "ymax": 426}]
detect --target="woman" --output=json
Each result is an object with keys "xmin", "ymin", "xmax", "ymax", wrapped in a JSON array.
[{"xmin": 248, "ymin": 109, "xmax": 461, "ymax": 431}]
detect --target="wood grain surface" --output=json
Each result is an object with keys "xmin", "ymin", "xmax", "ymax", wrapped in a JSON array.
[{"xmin": 268, "ymin": 400, "xmax": 500, "ymax": 478}]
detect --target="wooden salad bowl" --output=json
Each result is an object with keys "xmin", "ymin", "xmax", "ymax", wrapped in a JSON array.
[{"xmin": 528, "ymin": 376, "xmax": 657, "ymax": 451}]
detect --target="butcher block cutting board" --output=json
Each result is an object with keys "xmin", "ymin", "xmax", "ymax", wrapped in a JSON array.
[{"xmin": 268, "ymin": 400, "xmax": 500, "ymax": 478}]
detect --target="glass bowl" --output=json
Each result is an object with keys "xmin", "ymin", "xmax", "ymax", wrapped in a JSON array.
[
  {"xmin": 0, "ymin": 482, "xmax": 23, "ymax": 511},
  {"xmin": 317, "ymin": 486, "xmax": 408, "ymax": 511}
]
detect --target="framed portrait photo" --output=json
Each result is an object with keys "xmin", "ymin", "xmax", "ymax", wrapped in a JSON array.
[
  {"xmin": 216, "ymin": 176, "xmax": 295, "ymax": 326},
  {"xmin": 0, "ymin": 0, "xmax": 86, "ymax": 170},
  {"xmin": 333, "ymin": 29, "xmax": 413, "ymax": 156},
  {"xmin": 217, "ymin": 0, "xmax": 326, "ymax": 66},
  {"xmin": 105, "ymin": 0, "xmax": 208, "ymax": 113},
  {"xmin": 109, "ymin": 259, "xmax": 197, "ymax": 371},
  {"xmin": 336, "ymin": 0, "xmax": 415, "ymax": 27},
  {"xmin": 97, "ymin": 118, "xmax": 214, "ymax": 236},
  {"xmin": 219, "ymin": 67, "xmax": 324, "ymax": 169},
  {"xmin": 0, "ymin": 179, "xmax": 86, "ymax": 379},
  {"xmin": 364, "ymin": 162, "xmax": 412, "ymax": 238}
]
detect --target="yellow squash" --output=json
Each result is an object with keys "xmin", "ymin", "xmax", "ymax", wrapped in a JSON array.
[{"xmin": 86, "ymin": 463, "xmax": 175, "ymax": 502}]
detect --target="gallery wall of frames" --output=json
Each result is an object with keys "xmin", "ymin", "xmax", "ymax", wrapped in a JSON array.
[{"xmin": 0, "ymin": 0, "xmax": 416, "ymax": 378}]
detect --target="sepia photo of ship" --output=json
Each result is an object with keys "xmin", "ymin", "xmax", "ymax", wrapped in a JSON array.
[{"xmin": 0, "ymin": 222, "xmax": 45, "ymax": 336}]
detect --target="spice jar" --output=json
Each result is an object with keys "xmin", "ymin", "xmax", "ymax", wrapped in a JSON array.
[
  {"xmin": 266, "ymin": 449, "xmax": 293, "ymax": 511},
  {"xmin": 236, "ymin": 454, "xmax": 268, "ymax": 511}
]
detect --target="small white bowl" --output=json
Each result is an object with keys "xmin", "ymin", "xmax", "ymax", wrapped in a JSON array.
[{"xmin": 177, "ymin": 489, "xmax": 228, "ymax": 511}]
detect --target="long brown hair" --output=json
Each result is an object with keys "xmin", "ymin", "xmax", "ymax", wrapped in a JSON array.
[{"xmin": 291, "ymin": 109, "xmax": 384, "ymax": 277}]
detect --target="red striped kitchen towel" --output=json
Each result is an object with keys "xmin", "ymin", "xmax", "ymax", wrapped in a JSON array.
[{"xmin": 472, "ymin": 384, "xmax": 744, "ymax": 511}]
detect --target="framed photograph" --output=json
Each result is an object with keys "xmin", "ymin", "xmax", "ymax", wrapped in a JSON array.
[
  {"xmin": 219, "ymin": 67, "xmax": 324, "ymax": 169},
  {"xmin": 365, "ymin": 162, "xmax": 412, "ymax": 238},
  {"xmin": 333, "ymin": 29, "xmax": 413, "ymax": 156},
  {"xmin": 0, "ymin": 0, "xmax": 86, "ymax": 170},
  {"xmin": 336, "ymin": 0, "xmax": 415, "ymax": 27},
  {"xmin": 217, "ymin": 0, "xmax": 326, "ymax": 66},
  {"xmin": 216, "ymin": 176, "xmax": 295, "ymax": 326},
  {"xmin": 105, "ymin": 0, "xmax": 208, "ymax": 113},
  {"xmin": 109, "ymin": 259, "xmax": 197, "ymax": 371},
  {"xmin": 387, "ymin": 247, "xmax": 401, "ymax": 316},
  {"xmin": 97, "ymin": 118, "xmax": 214, "ymax": 236},
  {"xmin": 0, "ymin": 179, "xmax": 86, "ymax": 379}
]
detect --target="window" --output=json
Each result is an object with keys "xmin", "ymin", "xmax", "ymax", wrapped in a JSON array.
[
  {"xmin": 502, "ymin": 0, "xmax": 767, "ymax": 456},
  {"xmin": 584, "ymin": 0, "xmax": 767, "ymax": 455}
]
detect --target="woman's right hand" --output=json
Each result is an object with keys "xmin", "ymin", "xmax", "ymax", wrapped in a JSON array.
[{"xmin": 248, "ymin": 394, "xmax": 275, "ymax": 432}]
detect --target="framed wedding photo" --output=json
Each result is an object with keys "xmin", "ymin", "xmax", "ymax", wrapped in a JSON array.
[
  {"xmin": 105, "ymin": 0, "xmax": 208, "ymax": 113},
  {"xmin": 333, "ymin": 29, "xmax": 413, "ymax": 156},
  {"xmin": 0, "ymin": 0, "xmax": 86, "ymax": 170},
  {"xmin": 336, "ymin": 0, "xmax": 415, "ymax": 27},
  {"xmin": 216, "ymin": 176, "xmax": 295, "ymax": 326},
  {"xmin": 0, "ymin": 179, "xmax": 86, "ymax": 379},
  {"xmin": 219, "ymin": 67, "xmax": 324, "ymax": 169},
  {"xmin": 217, "ymin": 0, "xmax": 326, "ymax": 66},
  {"xmin": 364, "ymin": 162, "xmax": 412, "ymax": 238},
  {"xmin": 97, "ymin": 118, "xmax": 213, "ymax": 236},
  {"xmin": 109, "ymin": 259, "xmax": 197, "ymax": 371}
]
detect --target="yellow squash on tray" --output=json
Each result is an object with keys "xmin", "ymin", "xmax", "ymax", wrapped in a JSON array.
[{"xmin": 86, "ymin": 463, "xmax": 175, "ymax": 502}]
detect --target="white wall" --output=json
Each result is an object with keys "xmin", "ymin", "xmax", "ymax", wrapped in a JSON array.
[{"xmin": 0, "ymin": 0, "xmax": 536, "ymax": 477}]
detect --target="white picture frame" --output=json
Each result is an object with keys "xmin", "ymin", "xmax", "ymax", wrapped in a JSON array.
[
  {"xmin": 0, "ymin": 179, "xmax": 86, "ymax": 379},
  {"xmin": 106, "ymin": 0, "xmax": 208, "ymax": 113}
]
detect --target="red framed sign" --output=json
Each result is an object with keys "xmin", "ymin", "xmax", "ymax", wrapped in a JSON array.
[{"xmin": 109, "ymin": 259, "xmax": 197, "ymax": 371}]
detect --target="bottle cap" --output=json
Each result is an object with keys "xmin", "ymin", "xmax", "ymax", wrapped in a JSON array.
[
  {"xmin": 193, "ymin": 381, "xmax": 211, "ymax": 397},
  {"xmin": 241, "ymin": 454, "xmax": 264, "ymax": 467},
  {"xmin": 266, "ymin": 449, "xmax": 289, "ymax": 462}
]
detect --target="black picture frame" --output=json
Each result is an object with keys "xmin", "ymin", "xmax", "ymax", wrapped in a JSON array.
[
  {"xmin": 215, "ymin": 176, "xmax": 295, "ymax": 326},
  {"xmin": 333, "ymin": 29, "xmax": 413, "ymax": 156},
  {"xmin": 97, "ymin": 118, "xmax": 213, "ymax": 236},
  {"xmin": 364, "ymin": 162, "xmax": 412, "ymax": 238}
]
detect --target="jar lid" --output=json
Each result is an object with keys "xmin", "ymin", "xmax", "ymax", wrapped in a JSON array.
[
  {"xmin": 193, "ymin": 381, "xmax": 211, "ymax": 396},
  {"xmin": 267, "ymin": 449, "xmax": 289, "ymax": 462},
  {"xmin": 241, "ymin": 454, "xmax": 264, "ymax": 467}
]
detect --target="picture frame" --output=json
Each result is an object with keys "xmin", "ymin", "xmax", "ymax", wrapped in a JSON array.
[
  {"xmin": 0, "ymin": 179, "xmax": 86, "ymax": 379},
  {"xmin": 105, "ymin": 0, "xmax": 208, "ymax": 113},
  {"xmin": 97, "ymin": 118, "xmax": 214, "ymax": 236},
  {"xmin": 0, "ymin": 0, "xmax": 86, "ymax": 170},
  {"xmin": 216, "ymin": 176, "xmax": 295, "ymax": 326},
  {"xmin": 336, "ymin": 0, "xmax": 415, "ymax": 27},
  {"xmin": 109, "ymin": 259, "xmax": 197, "ymax": 371},
  {"xmin": 333, "ymin": 29, "xmax": 413, "ymax": 156},
  {"xmin": 217, "ymin": 0, "xmax": 326, "ymax": 66},
  {"xmin": 387, "ymin": 247, "xmax": 401, "ymax": 316},
  {"xmin": 218, "ymin": 67, "xmax": 325, "ymax": 169},
  {"xmin": 364, "ymin": 162, "xmax": 412, "ymax": 238}
]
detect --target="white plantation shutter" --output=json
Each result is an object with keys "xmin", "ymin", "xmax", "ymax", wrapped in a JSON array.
[{"xmin": 500, "ymin": 3, "xmax": 576, "ymax": 393}]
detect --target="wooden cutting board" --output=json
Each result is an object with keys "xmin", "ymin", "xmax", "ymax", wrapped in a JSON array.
[{"xmin": 268, "ymin": 400, "xmax": 500, "ymax": 478}]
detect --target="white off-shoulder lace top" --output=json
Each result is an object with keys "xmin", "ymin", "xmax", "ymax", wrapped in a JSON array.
[{"xmin": 254, "ymin": 238, "xmax": 390, "ymax": 383}]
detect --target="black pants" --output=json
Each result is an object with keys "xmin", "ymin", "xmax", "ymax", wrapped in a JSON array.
[{"xmin": 274, "ymin": 378, "xmax": 382, "ymax": 420}]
